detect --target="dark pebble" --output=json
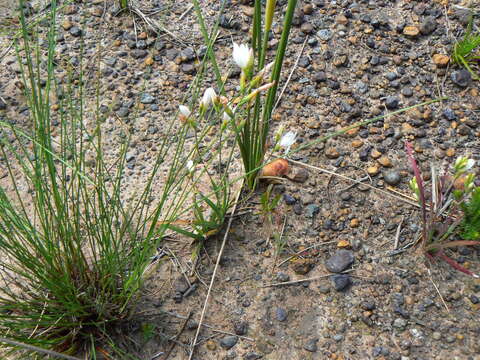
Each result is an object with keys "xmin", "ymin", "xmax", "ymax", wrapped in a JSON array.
[
  {"xmin": 305, "ymin": 204, "xmax": 319, "ymax": 218},
  {"xmin": 283, "ymin": 194, "xmax": 296, "ymax": 205},
  {"xmin": 276, "ymin": 307, "xmax": 287, "ymax": 322},
  {"xmin": 293, "ymin": 203, "xmax": 302, "ymax": 215},
  {"xmin": 220, "ymin": 336, "xmax": 238, "ymax": 350},
  {"xmin": 401, "ymin": 87, "xmax": 413, "ymax": 97},
  {"xmin": 69, "ymin": 26, "xmax": 82, "ymax": 37},
  {"xmin": 312, "ymin": 71, "xmax": 327, "ymax": 83},
  {"xmin": 383, "ymin": 171, "xmax": 401, "ymax": 185},
  {"xmin": 385, "ymin": 96, "xmax": 400, "ymax": 110},
  {"xmin": 182, "ymin": 63, "xmax": 196, "ymax": 74},
  {"xmin": 442, "ymin": 108, "xmax": 457, "ymax": 121},
  {"xmin": 131, "ymin": 49, "xmax": 147, "ymax": 59},
  {"xmin": 420, "ymin": 17, "xmax": 437, "ymax": 35},
  {"xmin": 243, "ymin": 353, "xmax": 263, "ymax": 360},
  {"xmin": 451, "ymin": 69, "xmax": 472, "ymax": 88},
  {"xmin": 470, "ymin": 295, "xmax": 479, "ymax": 304},
  {"xmin": 304, "ymin": 338, "xmax": 318, "ymax": 352},
  {"xmin": 117, "ymin": 107, "xmax": 129, "ymax": 117},
  {"xmin": 276, "ymin": 272, "xmax": 290, "ymax": 282},
  {"xmin": 331, "ymin": 274, "xmax": 351, "ymax": 291},
  {"xmin": 234, "ymin": 321, "xmax": 248, "ymax": 335},
  {"xmin": 325, "ymin": 249, "xmax": 354, "ymax": 273},
  {"xmin": 136, "ymin": 40, "xmax": 147, "ymax": 49}
]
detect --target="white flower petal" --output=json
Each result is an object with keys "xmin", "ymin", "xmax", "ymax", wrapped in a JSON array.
[
  {"xmin": 466, "ymin": 158, "xmax": 475, "ymax": 170},
  {"xmin": 232, "ymin": 42, "xmax": 252, "ymax": 70},
  {"xmin": 179, "ymin": 105, "xmax": 191, "ymax": 117},
  {"xmin": 186, "ymin": 160, "xmax": 194, "ymax": 172},
  {"xmin": 279, "ymin": 131, "xmax": 297, "ymax": 148},
  {"xmin": 201, "ymin": 87, "xmax": 217, "ymax": 107}
]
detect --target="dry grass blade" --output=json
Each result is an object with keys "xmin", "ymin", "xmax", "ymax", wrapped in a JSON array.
[{"xmin": 288, "ymin": 159, "xmax": 420, "ymax": 207}]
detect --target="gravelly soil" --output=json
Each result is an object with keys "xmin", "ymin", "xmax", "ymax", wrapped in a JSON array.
[{"xmin": 1, "ymin": 0, "xmax": 479, "ymax": 359}]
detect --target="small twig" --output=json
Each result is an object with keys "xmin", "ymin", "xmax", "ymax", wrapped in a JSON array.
[
  {"xmin": 187, "ymin": 183, "xmax": 243, "ymax": 359},
  {"xmin": 0, "ymin": 338, "xmax": 80, "ymax": 360},
  {"xmin": 162, "ymin": 312, "xmax": 192, "ymax": 360},
  {"xmin": 427, "ymin": 268, "xmax": 450, "ymax": 313},
  {"xmin": 262, "ymin": 270, "xmax": 353, "ymax": 288},
  {"xmin": 179, "ymin": 4, "xmax": 194, "ymax": 21},
  {"xmin": 276, "ymin": 241, "xmax": 337, "ymax": 268},
  {"xmin": 337, "ymin": 175, "xmax": 370, "ymax": 193},
  {"xmin": 274, "ymin": 36, "xmax": 308, "ymax": 110},
  {"xmin": 289, "ymin": 159, "xmax": 420, "ymax": 207},
  {"xmin": 394, "ymin": 216, "xmax": 404, "ymax": 250}
]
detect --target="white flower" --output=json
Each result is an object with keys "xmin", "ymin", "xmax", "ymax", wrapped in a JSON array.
[
  {"xmin": 179, "ymin": 105, "xmax": 191, "ymax": 118},
  {"xmin": 232, "ymin": 42, "xmax": 253, "ymax": 70},
  {"xmin": 223, "ymin": 111, "xmax": 232, "ymax": 122},
  {"xmin": 222, "ymin": 105, "xmax": 234, "ymax": 122},
  {"xmin": 454, "ymin": 156, "xmax": 476, "ymax": 175},
  {"xmin": 279, "ymin": 131, "xmax": 297, "ymax": 154},
  {"xmin": 201, "ymin": 87, "xmax": 217, "ymax": 108},
  {"xmin": 186, "ymin": 160, "xmax": 194, "ymax": 172},
  {"xmin": 466, "ymin": 158, "xmax": 475, "ymax": 170}
]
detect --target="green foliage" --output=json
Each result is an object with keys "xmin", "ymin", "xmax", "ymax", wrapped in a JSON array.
[
  {"xmin": 460, "ymin": 187, "xmax": 480, "ymax": 240},
  {"xmin": 452, "ymin": 12, "xmax": 480, "ymax": 80},
  {"xmin": 0, "ymin": 0, "xmax": 213, "ymax": 357},
  {"xmin": 119, "ymin": 0, "xmax": 129, "ymax": 10},
  {"xmin": 259, "ymin": 184, "xmax": 281, "ymax": 220},
  {"xmin": 192, "ymin": 0, "xmax": 298, "ymax": 190},
  {"xmin": 406, "ymin": 143, "xmax": 480, "ymax": 277}
]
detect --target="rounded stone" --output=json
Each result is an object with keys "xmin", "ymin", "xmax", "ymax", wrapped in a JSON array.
[{"xmin": 384, "ymin": 171, "xmax": 401, "ymax": 185}]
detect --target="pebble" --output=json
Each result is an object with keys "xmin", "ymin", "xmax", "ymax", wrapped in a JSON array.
[
  {"xmin": 283, "ymin": 194, "xmax": 296, "ymax": 205},
  {"xmin": 220, "ymin": 336, "xmax": 238, "ymax": 350},
  {"xmin": 62, "ymin": 20, "xmax": 72, "ymax": 30},
  {"xmin": 367, "ymin": 165, "xmax": 379, "ymax": 176},
  {"xmin": 303, "ymin": 4, "xmax": 313, "ymax": 15},
  {"xmin": 276, "ymin": 307, "xmax": 287, "ymax": 322},
  {"xmin": 140, "ymin": 93, "xmax": 155, "ymax": 104},
  {"xmin": 403, "ymin": 26, "xmax": 420, "ymax": 37},
  {"xmin": 378, "ymin": 156, "xmax": 393, "ymax": 167},
  {"xmin": 432, "ymin": 332, "xmax": 442, "ymax": 340},
  {"xmin": 206, "ymin": 339, "xmax": 216, "ymax": 350},
  {"xmin": 234, "ymin": 321, "xmax": 248, "ymax": 336},
  {"xmin": 131, "ymin": 49, "xmax": 147, "ymax": 59},
  {"xmin": 331, "ymin": 274, "xmax": 351, "ymax": 291},
  {"xmin": 292, "ymin": 258, "xmax": 314, "ymax": 275},
  {"xmin": 325, "ymin": 249, "xmax": 354, "ymax": 273},
  {"xmin": 371, "ymin": 149, "xmax": 382, "ymax": 159},
  {"xmin": 420, "ymin": 17, "xmax": 437, "ymax": 35},
  {"xmin": 301, "ymin": 23, "xmax": 314, "ymax": 34},
  {"xmin": 325, "ymin": 147, "xmax": 340, "ymax": 159},
  {"xmin": 243, "ymin": 353, "xmax": 263, "ymax": 360},
  {"xmin": 432, "ymin": 54, "xmax": 449, "ymax": 68},
  {"xmin": 451, "ymin": 69, "xmax": 472, "ymax": 88},
  {"xmin": 383, "ymin": 171, "xmax": 401, "ymax": 185},
  {"xmin": 443, "ymin": 108, "xmax": 457, "ymax": 121},
  {"xmin": 393, "ymin": 318, "xmax": 408, "ymax": 330},
  {"xmin": 69, "ymin": 26, "xmax": 82, "ymax": 37},
  {"xmin": 305, "ymin": 204, "xmax": 320, "ymax": 218},
  {"xmin": 446, "ymin": 148, "xmax": 456, "ymax": 157},
  {"xmin": 0, "ymin": 98, "xmax": 6, "ymax": 110},
  {"xmin": 182, "ymin": 63, "xmax": 196, "ymax": 74},
  {"xmin": 289, "ymin": 168, "xmax": 309, "ymax": 183},
  {"xmin": 317, "ymin": 29, "xmax": 332, "ymax": 41},
  {"xmin": 304, "ymin": 338, "xmax": 318, "ymax": 352},
  {"xmin": 385, "ymin": 96, "xmax": 400, "ymax": 110},
  {"xmin": 350, "ymin": 218, "xmax": 360, "ymax": 228}
]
